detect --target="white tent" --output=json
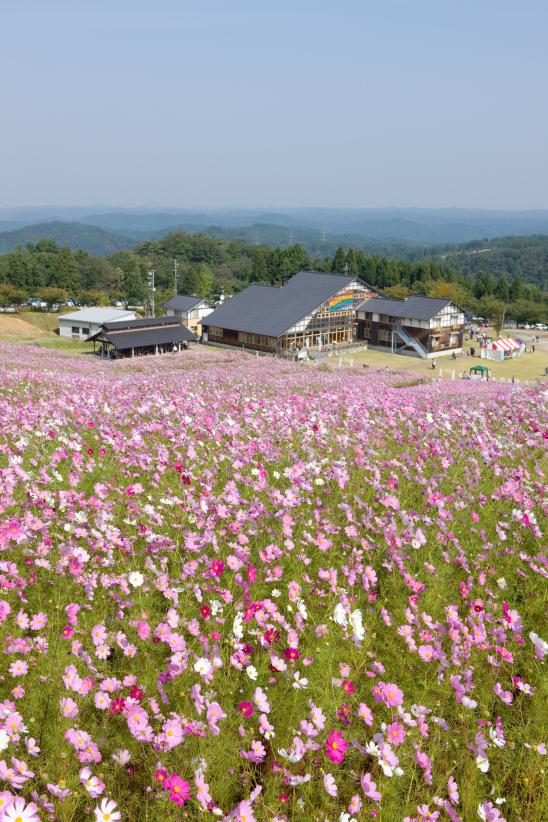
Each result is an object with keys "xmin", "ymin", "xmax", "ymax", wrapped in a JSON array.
[{"xmin": 481, "ymin": 338, "xmax": 526, "ymax": 362}]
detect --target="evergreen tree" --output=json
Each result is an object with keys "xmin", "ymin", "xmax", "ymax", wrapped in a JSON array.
[
  {"xmin": 495, "ymin": 275, "xmax": 510, "ymax": 302},
  {"xmin": 345, "ymin": 248, "xmax": 359, "ymax": 275},
  {"xmin": 332, "ymin": 246, "xmax": 346, "ymax": 273}
]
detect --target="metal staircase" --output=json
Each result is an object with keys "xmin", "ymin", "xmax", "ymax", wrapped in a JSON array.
[{"xmin": 392, "ymin": 325, "xmax": 429, "ymax": 359}]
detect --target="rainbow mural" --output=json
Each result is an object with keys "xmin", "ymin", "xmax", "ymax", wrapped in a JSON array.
[{"xmin": 328, "ymin": 291, "xmax": 355, "ymax": 312}]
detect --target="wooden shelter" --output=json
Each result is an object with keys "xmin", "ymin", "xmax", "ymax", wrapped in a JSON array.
[{"xmin": 88, "ymin": 316, "xmax": 196, "ymax": 358}]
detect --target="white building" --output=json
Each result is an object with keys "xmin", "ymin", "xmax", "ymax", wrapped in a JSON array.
[
  {"xmin": 163, "ymin": 295, "xmax": 213, "ymax": 335},
  {"xmin": 59, "ymin": 308, "xmax": 136, "ymax": 339}
]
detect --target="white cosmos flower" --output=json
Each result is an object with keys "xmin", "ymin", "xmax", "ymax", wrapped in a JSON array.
[
  {"xmin": 292, "ymin": 671, "xmax": 308, "ymax": 689},
  {"xmin": 333, "ymin": 603, "xmax": 347, "ymax": 627},
  {"xmin": 232, "ymin": 613, "xmax": 244, "ymax": 639},
  {"xmin": 489, "ymin": 727, "xmax": 505, "ymax": 748},
  {"xmin": 193, "ymin": 658, "xmax": 212, "ymax": 676},
  {"xmin": 95, "ymin": 798, "xmax": 121, "ymax": 821},
  {"xmin": 365, "ymin": 740, "xmax": 380, "ymax": 757},
  {"xmin": 349, "ymin": 609, "xmax": 365, "ymax": 642},
  {"xmin": 128, "ymin": 571, "xmax": 144, "ymax": 588},
  {"xmin": 0, "ymin": 728, "xmax": 9, "ymax": 751},
  {"xmin": 2, "ymin": 798, "xmax": 41, "ymax": 822},
  {"xmin": 246, "ymin": 665, "xmax": 258, "ymax": 680},
  {"xmin": 476, "ymin": 755, "xmax": 490, "ymax": 772}
]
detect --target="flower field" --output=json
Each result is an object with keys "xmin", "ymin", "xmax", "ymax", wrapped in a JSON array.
[{"xmin": 0, "ymin": 345, "xmax": 546, "ymax": 822}]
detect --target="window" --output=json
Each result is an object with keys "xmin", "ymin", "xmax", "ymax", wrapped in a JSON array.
[
  {"xmin": 71, "ymin": 326, "xmax": 80, "ymax": 334},
  {"xmin": 208, "ymin": 326, "xmax": 224, "ymax": 338},
  {"xmin": 82, "ymin": 327, "xmax": 90, "ymax": 335},
  {"xmin": 378, "ymin": 329, "xmax": 392, "ymax": 343}
]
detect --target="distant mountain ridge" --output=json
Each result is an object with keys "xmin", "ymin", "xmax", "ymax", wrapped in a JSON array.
[
  {"xmin": 0, "ymin": 221, "xmax": 135, "ymax": 255},
  {"xmin": 1, "ymin": 206, "xmax": 548, "ymax": 246}
]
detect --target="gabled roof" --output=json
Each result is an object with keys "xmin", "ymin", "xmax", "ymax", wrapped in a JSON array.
[
  {"xmin": 203, "ymin": 271, "xmax": 364, "ymax": 337},
  {"xmin": 89, "ymin": 317, "xmax": 196, "ymax": 350},
  {"xmin": 163, "ymin": 295, "xmax": 207, "ymax": 312},
  {"xmin": 357, "ymin": 295, "xmax": 453, "ymax": 321},
  {"xmin": 59, "ymin": 308, "xmax": 135, "ymax": 323},
  {"xmin": 100, "ymin": 316, "xmax": 176, "ymax": 332}
]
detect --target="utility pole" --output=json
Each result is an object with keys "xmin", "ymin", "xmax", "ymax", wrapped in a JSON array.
[
  {"xmin": 173, "ymin": 259, "xmax": 178, "ymax": 297},
  {"xmin": 147, "ymin": 270, "xmax": 156, "ymax": 317}
]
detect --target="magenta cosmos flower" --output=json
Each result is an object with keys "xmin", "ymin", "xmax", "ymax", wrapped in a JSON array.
[
  {"xmin": 325, "ymin": 729, "xmax": 348, "ymax": 764},
  {"xmin": 165, "ymin": 773, "xmax": 191, "ymax": 806}
]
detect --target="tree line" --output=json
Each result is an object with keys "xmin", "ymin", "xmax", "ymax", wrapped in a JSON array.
[{"xmin": 0, "ymin": 233, "xmax": 546, "ymax": 324}]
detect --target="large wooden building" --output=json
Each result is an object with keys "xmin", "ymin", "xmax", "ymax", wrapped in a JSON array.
[
  {"xmin": 202, "ymin": 271, "xmax": 376, "ymax": 355},
  {"xmin": 88, "ymin": 316, "xmax": 196, "ymax": 358},
  {"xmin": 356, "ymin": 295, "xmax": 464, "ymax": 358}
]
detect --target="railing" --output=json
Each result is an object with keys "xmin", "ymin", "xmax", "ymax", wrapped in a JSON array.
[{"xmin": 393, "ymin": 325, "xmax": 429, "ymax": 358}]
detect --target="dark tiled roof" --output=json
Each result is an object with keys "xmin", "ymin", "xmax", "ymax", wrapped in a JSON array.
[
  {"xmin": 163, "ymin": 295, "xmax": 205, "ymax": 312},
  {"xmin": 88, "ymin": 316, "xmax": 196, "ymax": 350},
  {"xmin": 100, "ymin": 316, "xmax": 175, "ymax": 332},
  {"xmin": 357, "ymin": 295, "xmax": 452, "ymax": 321},
  {"xmin": 96, "ymin": 324, "xmax": 196, "ymax": 351},
  {"xmin": 203, "ymin": 271, "xmax": 361, "ymax": 337}
]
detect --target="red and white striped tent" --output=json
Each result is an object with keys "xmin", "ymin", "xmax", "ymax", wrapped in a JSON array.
[{"xmin": 481, "ymin": 338, "xmax": 526, "ymax": 361}]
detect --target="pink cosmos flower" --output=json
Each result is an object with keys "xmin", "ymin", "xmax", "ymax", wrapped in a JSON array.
[
  {"xmin": 448, "ymin": 776, "xmax": 459, "ymax": 804},
  {"xmin": 358, "ymin": 703, "xmax": 374, "ymax": 726},
  {"xmin": 325, "ymin": 730, "xmax": 348, "ymax": 764},
  {"xmin": 418, "ymin": 645, "xmax": 434, "ymax": 662},
  {"xmin": 386, "ymin": 721, "xmax": 406, "ymax": 745},
  {"xmin": 80, "ymin": 767, "xmax": 105, "ymax": 798},
  {"xmin": 240, "ymin": 740, "xmax": 266, "ymax": 763},
  {"xmin": 162, "ymin": 718, "xmax": 183, "ymax": 749},
  {"xmin": 323, "ymin": 772, "xmax": 337, "ymax": 796},
  {"xmin": 235, "ymin": 800, "xmax": 255, "ymax": 822},
  {"xmin": 195, "ymin": 769, "xmax": 213, "ymax": 810},
  {"xmin": 361, "ymin": 771, "xmax": 382, "ymax": 802},
  {"xmin": 0, "ymin": 792, "xmax": 15, "ymax": 817},
  {"xmin": 382, "ymin": 682, "xmax": 404, "ymax": 707}
]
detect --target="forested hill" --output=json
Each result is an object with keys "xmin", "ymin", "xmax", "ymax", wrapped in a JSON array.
[
  {"xmin": 425, "ymin": 235, "xmax": 548, "ymax": 291},
  {"xmin": 1, "ymin": 228, "xmax": 546, "ymax": 325},
  {"xmin": 0, "ymin": 222, "xmax": 134, "ymax": 256},
  {"xmin": 0, "ymin": 220, "xmax": 547, "ymax": 291}
]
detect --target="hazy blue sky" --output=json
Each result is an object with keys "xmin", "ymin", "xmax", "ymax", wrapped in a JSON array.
[{"xmin": 1, "ymin": 0, "xmax": 547, "ymax": 209}]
